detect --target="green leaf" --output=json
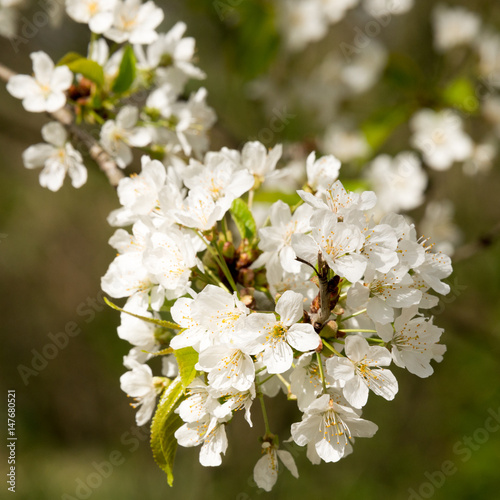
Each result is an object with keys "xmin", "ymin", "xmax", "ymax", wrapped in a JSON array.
[
  {"xmin": 112, "ymin": 46, "xmax": 136, "ymax": 94},
  {"xmin": 174, "ymin": 347, "xmax": 198, "ymax": 387},
  {"xmin": 252, "ymin": 190, "xmax": 301, "ymax": 206},
  {"xmin": 104, "ymin": 297, "xmax": 180, "ymax": 330},
  {"xmin": 65, "ymin": 58, "xmax": 105, "ymax": 87},
  {"xmin": 230, "ymin": 198, "xmax": 257, "ymax": 241},
  {"xmin": 442, "ymin": 77, "xmax": 478, "ymax": 112},
  {"xmin": 150, "ymin": 376, "xmax": 184, "ymax": 486},
  {"xmin": 57, "ymin": 52, "xmax": 84, "ymax": 66}
]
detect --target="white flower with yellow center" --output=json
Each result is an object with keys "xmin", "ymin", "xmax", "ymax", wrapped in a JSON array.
[
  {"xmin": 175, "ymin": 416, "xmax": 228, "ymax": 467},
  {"xmin": 298, "ymin": 180, "xmax": 376, "ymax": 220},
  {"xmin": 22, "ymin": 122, "xmax": 87, "ymax": 192},
  {"xmin": 170, "ymin": 285, "xmax": 249, "ymax": 352},
  {"xmin": 105, "ymin": 0, "xmax": 164, "ymax": 44},
  {"xmin": 291, "ymin": 394, "xmax": 378, "ymax": 463},
  {"xmin": 243, "ymin": 290, "xmax": 320, "ymax": 374},
  {"xmin": 326, "ymin": 335, "xmax": 398, "ymax": 408},
  {"xmin": 66, "ymin": 0, "xmax": 117, "ymax": 33},
  {"xmin": 377, "ymin": 307, "xmax": 445, "ymax": 378},
  {"xmin": 7, "ymin": 51, "xmax": 73, "ymax": 113},
  {"xmin": 196, "ymin": 344, "xmax": 255, "ymax": 392},
  {"xmin": 292, "ymin": 212, "xmax": 367, "ymax": 283}
]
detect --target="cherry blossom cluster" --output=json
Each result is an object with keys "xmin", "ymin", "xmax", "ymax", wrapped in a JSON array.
[
  {"xmin": 101, "ymin": 140, "xmax": 452, "ymax": 490},
  {"xmin": 2, "ymin": 1, "xmax": 459, "ymax": 491},
  {"xmin": 6, "ymin": 0, "xmax": 213, "ymax": 191}
]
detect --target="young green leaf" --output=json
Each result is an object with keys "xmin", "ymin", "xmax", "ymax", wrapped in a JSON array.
[
  {"xmin": 65, "ymin": 58, "xmax": 105, "ymax": 87},
  {"xmin": 175, "ymin": 347, "xmax": 199, "ymax": 387},
  {"xmin": 150, "ymin": 376, "xmax": 184, "ymax": 486},
  {"xmin": 112, "ymin": 46, "xmax": 137, "ymax": 94},
  {"xmin": 57, "ymin": 52, "xmax": 84, "ymax": 66},
  {"xmin": 230, "ymin": 198, "xmax": 257, "ymax": 241}
]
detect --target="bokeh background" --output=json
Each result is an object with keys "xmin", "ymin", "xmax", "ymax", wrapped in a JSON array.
[{"xmin": 1, "ymin": 1, "xmax": 500, "ymax": 499}]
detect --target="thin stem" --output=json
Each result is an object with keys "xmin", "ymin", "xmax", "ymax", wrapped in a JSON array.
[
  {"xmin": 257, "ymin": 374, "xmax": 275, "ymax": 386},
  {"xmin": 258, "ymin": 393, "xmax": 272, "ymax": 437},
  {"xmin": 339, "ymin": 308, "xmax": 367, "ymax": 322},
  {"xmin": 366, "ymin": 337, "xmax": 386, "ymax": 345},
  {"xmin": 322, "ymin": 339, "xmax": 344, "ymax": 357},
  {"xmin": 316, "ymin": 352, "xmax": 328, "ymax": 393},
  {"xmin": 212, "ymin": 236, "xmax": 238, "ymax": 293},
  {"xmin": 195, "ymin": 230, "xmax": 238, "ymax": 293},
  {"xmin": 248, "ymin": 189, "xmax": 254, "ymax": 210},
  {"xmin": 276, "ymin": 373, "xmax": 291, "ymax": 394}
]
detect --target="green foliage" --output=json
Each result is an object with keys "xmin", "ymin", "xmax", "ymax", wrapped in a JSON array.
[
  {"xmin": 175, "ymin": 347, "xmax": 199, "ymax": 387},
  {"xmin": 230, "ymin": 198, "xmax": 257, "ymax": 241},
  {"xmin": 150, "ymin": 377, "xmax": 184, "ymax": 486},
  {"xmin": 442, "ymin": 77, "xmax": 479, "ymax": 112},
  {"xmin": 112, "ymin": 46, "xmax": 137, "ymax": 94},
  {"xmin": 221, "ymin": 1, "xmax": 280, "ymax": 79},
  {"xmin": 58, "ymin": 53, "xmax": 105, "ymax": 87},
  {"xmin": 103, "ymin": 297, "xmax": 180, "ymax": 330},
  {"xmin": 253, "ymin": 190, "xmax": 301, "ymax": 206},
  {"xmin": 150, "ymin": 348, "xmax": 198, "ymax": 485}
]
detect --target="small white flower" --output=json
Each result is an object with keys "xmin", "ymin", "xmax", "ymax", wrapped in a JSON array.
[
  {"xmin": 293, "ymin": 212, "xmax": 367, "ymax": 283},
  {"xmin": 253, "ymin": 200, "xmax": 313, "ymax": 275},
  {"xmin": 240, "ymin": 141, "xmax": 282, "ymax": 184},
  {"xmin": 367, "ymin": 152, "xmax": 427, "ymax": 214},
  {"xmin": 105, "ymin": 0, "xmax": 164, "ymax": 44},
  {"xmin": 100, "ymin": 106, "xmax": 152, "ymax": 168},
  {"xmin": 291, "ymin": 394, "xmax": 378, "ymax": 463},
  {"xmin": 253, "ymin": 442, "xmax": 299, "ymax": 492},
  {"xmin": 298, "ymin": 179, "xmax": 376, "ymax": 220},
  {"xmin": 377, "ymin": 307, "xmax": 445, "ymax": 378},
  {"xmin": 170, "ymin": 285, "xmax": 249, "ymax": 352},
  {"xmin": 175, "ymin": 416, "xmax": 228, "ymax": 467},
  {"xmin": 432, "ymin": 4, "xmax": 481, "ymax": 52},
  {"xmin": 120, "ymin": 360, "xmax": 163, "ymax": 425},
  {"xmin": 306, "ymin": 151, "xmax": 341, "ymax": 193},
  {"xmin": 410, "ymin": 109, "xmax": 473, "ymax": 170},
  {"xmin": 243, "ymin": 290, "xmax": 321, "ymax": 374},
  {"xmin": 7, "ymin": 51, "xmax": 73, "ymax": 113},
  {"xmin": 326, "ymin": 335, "xmax": 398, "ymax": 408},
  {"xmin": 23, "ymin": 122, "xmax": 87, "ymax": 191},
  {"xmin": 135, "ymin": 21, "xmax": 206, "ymax": 84},
  {"xmin": 196, "ymin": 344, "xmax": 255, "ymax": 392},
  {"xmin": 66, "ymin": 0, "xmax": 117, "ymax": 34}
]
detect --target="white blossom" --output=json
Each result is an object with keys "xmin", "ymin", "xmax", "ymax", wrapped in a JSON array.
[
  {"xmin": 253, "ymin": 442, "xmax": 298, "ymax": 492},
  {"xmin": 291, "ymin": 394, "xmax": 378, "ymax": 463},
  {"xmin": 7, "ymin": 51, "xmax": 73, "ymax": 113},
  {"xmin": 410, "ymin": 109, "xmax": 473, "ymax": 170},
  {"xmin": 326, "ymin": 335, "xmax": 398, "ymax": 408},
  {"xmin": 22, "ymin": 122, "xmax": 87, "ymax": 191}
]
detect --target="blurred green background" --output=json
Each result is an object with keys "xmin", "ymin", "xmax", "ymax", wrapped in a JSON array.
[{"xmin": 1, "ymin": 1, "xmax": 500, "ymax": 499}]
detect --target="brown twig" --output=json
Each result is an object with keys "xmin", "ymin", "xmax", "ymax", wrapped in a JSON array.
[{"xmin": 0, "ymin": 61, "xmax": 124, "ymax": 187}]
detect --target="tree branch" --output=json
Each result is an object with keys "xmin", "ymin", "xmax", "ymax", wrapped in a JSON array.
[{"xmin": 0, "ymin": 61, "xmax": 124, "ymax": 187}]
